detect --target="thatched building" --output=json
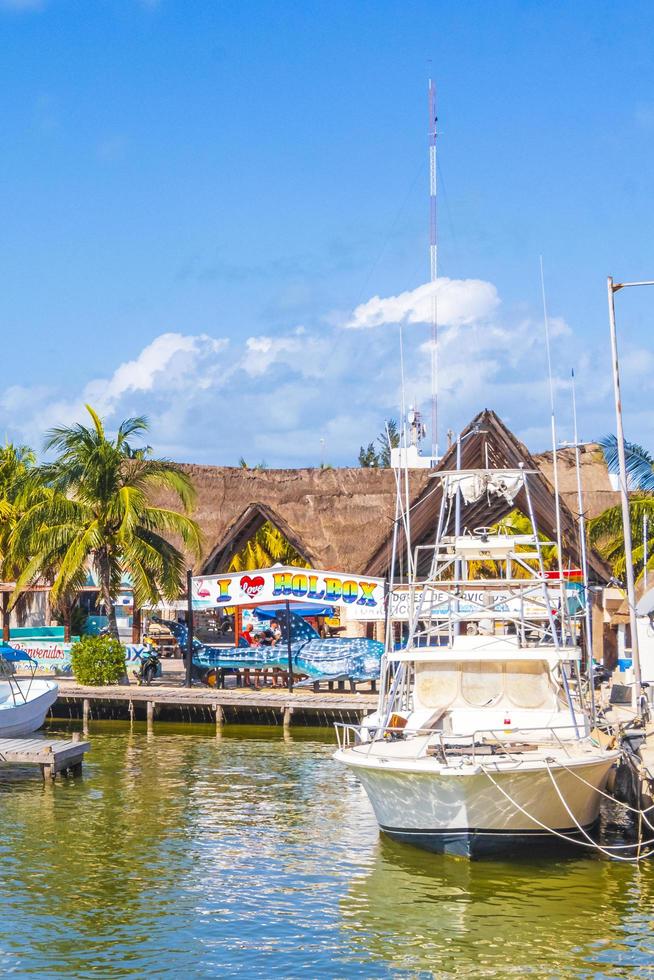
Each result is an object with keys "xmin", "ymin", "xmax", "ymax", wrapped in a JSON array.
[
  {"xmin": 181, "ymin": 464, "xmax": 431, "ymax": 575},
  {"xmin": 179, "ymin": 409, "xmax": 617, "ymax": 582}
]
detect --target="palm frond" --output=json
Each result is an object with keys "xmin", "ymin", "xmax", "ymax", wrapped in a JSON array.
[{"xmin": 599, "ymin": 434, "xmax": 654, "ymax": 491}]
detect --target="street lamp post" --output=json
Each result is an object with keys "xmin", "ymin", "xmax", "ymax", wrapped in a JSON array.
[{"xmin": 607, "ymin": 275, "xmax": 654, "ymax": 710}]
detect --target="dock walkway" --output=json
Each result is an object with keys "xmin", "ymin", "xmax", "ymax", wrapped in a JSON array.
[
  {"xmin": 0, "ymin": 735, "xmax": 90, "ymax": 779},
  {"xmin": 53, "ymin": 680, "xmax": 378, "ymax": 728}
]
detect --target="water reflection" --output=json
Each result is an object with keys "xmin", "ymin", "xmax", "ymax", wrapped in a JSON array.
[
  {"xmin": 343, "ymin": 835, "xmax": 654, "ymax": 977},
  {"xmin": 0, "ymin": 723, "xmax": 652, "ymax": 978}
]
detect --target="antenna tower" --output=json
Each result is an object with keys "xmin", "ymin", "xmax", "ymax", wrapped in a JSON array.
[{"xmin": 428, "ymin": 79, "xmax": 438, "ymax": 459}]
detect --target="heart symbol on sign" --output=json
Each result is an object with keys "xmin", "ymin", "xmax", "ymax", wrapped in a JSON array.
[{"xmin": 240, "ymin": 575, "xmax": 265, "ymax": 599}]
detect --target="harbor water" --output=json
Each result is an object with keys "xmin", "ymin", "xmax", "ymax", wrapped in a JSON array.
[{"xmin": 1, "ymin": 723, "xmax": 653, "ymax": 978}]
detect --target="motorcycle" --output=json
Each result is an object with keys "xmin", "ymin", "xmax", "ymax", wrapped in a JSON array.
[{"xmin": 132, "ymin": 640, "xmax": 162, "ymax": 686}]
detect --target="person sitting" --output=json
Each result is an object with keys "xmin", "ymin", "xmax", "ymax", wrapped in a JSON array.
[
  {"xmin": 269, "ymin": 619, "xmax": 282, "ymax": 646},
  {"xmin": 239, "ymin": 623, "xmax": 257, "ymax": 646}
]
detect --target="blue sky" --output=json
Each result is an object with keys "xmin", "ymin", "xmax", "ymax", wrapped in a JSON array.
[{"xmin": 1, "ymin": 0, "xmax": 653, "ymax": 465}]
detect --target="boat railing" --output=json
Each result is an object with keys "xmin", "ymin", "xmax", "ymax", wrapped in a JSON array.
[{"xmin": 334, "ymin": 721, "xmax": 589, "ymax": 764}]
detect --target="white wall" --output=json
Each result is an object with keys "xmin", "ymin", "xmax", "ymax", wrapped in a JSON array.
[{"xmin": 637, "ymin": 616, "xmax": 654, "ymax": 683}]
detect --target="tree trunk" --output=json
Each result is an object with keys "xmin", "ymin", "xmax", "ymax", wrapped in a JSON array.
[
  {"xmin": 2, "ymin": 592, "xmax": 10, "ymax": 643},
  {"xmin": 63, "ymin": 603, "xmax": 71, "ymax": 643},
  {"xmin": 132, "ymin": 606, "xmax": 141, "ymax": 644},
  {"xmin": 106, "ymin": 601, "xmax": 119, "ymax": 639},
  {"xmin": 97, "ymin": 554, "xmax": 119, "ymax": 639}
]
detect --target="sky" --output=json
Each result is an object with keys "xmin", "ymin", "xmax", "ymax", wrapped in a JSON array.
[{"xmin": 1, "ymin": 0, "xmax": 653, "ymax": 467}]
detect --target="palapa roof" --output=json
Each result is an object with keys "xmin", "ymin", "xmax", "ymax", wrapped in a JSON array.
[
  {"xmin": 179, "ymin": 464, "xmax": 432, "ymax": 575},
  {"xmin": 365, "ymin": 409, "xmax": 614, "ymax": 582},
  {"xmin": 170, "ymin": 409, "xmax": 616, "ymax": 583},
  {"xmin": 532, "ymin": 443, "xmax": 619, "ymax": 522}
]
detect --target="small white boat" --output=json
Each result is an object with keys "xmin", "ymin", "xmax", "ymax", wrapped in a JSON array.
[
  {"xmin": 0, "ymin": 679, "xmax": 59, "ymax": 738},
  {"xmin": 0, "ymin": 648, "xmax": 59, "ymax": 737},
  {"xmin": 335, "ymin": 468, "xmax": 619, "ymax": 858}
]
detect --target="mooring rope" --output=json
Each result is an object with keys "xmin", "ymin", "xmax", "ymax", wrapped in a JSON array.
[
  {"xmin": 551, "ymin": 754, "xmax": 654, "ymax": 834},
  {"xmin": 480, "ymin": 763, "xmax": 654, "ymax": 862},
  {"xmin": 543, "ymin": 760, "xmax": 654, "ymax": 861}
]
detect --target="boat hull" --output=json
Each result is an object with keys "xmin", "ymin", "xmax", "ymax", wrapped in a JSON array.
[
  {"xmin": 378, "ymin": 823, "xmax": 597, "ymax": 858},
  {"xmin": 0, "ymin": 681, "xmax": 59, "ymax": 738},
  {"xmin": 336, "ymin": 748, "xmax": 618, "ymax": 858}
]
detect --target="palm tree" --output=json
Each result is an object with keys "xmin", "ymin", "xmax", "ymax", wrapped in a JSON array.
[
  {"xmin": 589, "ymin": 435, "xmax": 654, "ymax": 583},
  {"xmin": 229, "ymin": 521, "xmax": 307, "ymax": 572},
  {"xmin": 11, "ymin": 406, "xmax": 202, "ymax": 637},
  {"xmin": 598, "ymin": 434, "xmax": 654, "ymax": 491},
  {"xmin": 589, "ymin": 496, "xmax": 654, "ymax": 583},
  {"xmin": 0, "ymin": 443, "xmax": 38, "ymax": 580},
  {"xmin": 0, "ymin": 444, "xmax": 43, "ymax": 637}
]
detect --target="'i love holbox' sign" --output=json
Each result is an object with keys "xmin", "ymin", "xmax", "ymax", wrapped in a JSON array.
[{"xmin": 191, "ymin": 566, "xmax": 385, "ymax": 611}]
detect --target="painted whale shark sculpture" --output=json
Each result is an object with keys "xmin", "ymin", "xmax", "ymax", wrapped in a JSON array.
[{"xmin": 156, "ymin": 611, "xmax": 383, "ymax": 682}]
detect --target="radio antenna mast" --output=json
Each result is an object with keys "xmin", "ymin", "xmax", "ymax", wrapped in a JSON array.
[{"xmin": 428, "ymin": 78, "xmax": 438, "ymax": 460}]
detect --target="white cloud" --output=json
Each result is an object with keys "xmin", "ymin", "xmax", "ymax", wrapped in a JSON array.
[
  {"xmin": 344, "ymin": 277, "xmax": 500, "ymax": 330},
  {"xmin": 242, "ymin": 332, "xmax": 329, "ymax": 379},
  {"xmin": 3, "ymin": 275, "xmax": 652, "ymax": 466},
  {"xmin": 3, "ymin": 332, "xmax": 230, "ymax": 451},
  {"xmin": 96, "ymin": 332, "xmax": 226, "ymax": 406}
]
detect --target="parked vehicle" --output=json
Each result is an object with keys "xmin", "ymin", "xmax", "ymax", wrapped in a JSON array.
[{"xmin": 131, "ymin": 640, "xmax": 162, "ymax": 686}]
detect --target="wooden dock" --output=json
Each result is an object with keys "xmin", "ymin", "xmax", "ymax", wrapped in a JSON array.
[
  {"xmin": 52, "ymin": 681, "xmax": 378, "ymax": 728},
  {"xmin": 0, "ymin": 735, "xmax": 90, "ymax": 779}
]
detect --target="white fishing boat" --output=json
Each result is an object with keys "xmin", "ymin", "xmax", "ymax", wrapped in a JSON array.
[
  {"xmin": 335, "ymin": 467, "xmax": 620, "ymax": 857},
  {"xmin": 0, "ymin": 648, "xmax": 58, "ymax": 737}
]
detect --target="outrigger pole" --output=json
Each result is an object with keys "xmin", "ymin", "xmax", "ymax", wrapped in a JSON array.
[{"xmin": 570, "ymin": 369, "xmax": 596, "ymax": 723}]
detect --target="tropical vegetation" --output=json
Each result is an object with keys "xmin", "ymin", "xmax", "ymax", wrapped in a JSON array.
[
  {"xmin": 358, "ymin": 419, "xmax": 400, "ymax": 467},
  {"xmin": 70, "ymin": 634, "xmax": 126, "ymax": 685},
  {"xmin": 589, "ymin": 435, "xmax": 654, "ymax": 583},
  {"xmin": 0, "ymin": 443, "xmax": 40, "ymax": 582},
  {"xmin": 228, "ymin": 520, "xmax": 307, "ymax": 572},
  {"xmin": 9, "ymin": 406, "xmax": 202, "ymax": 637},
  {"xmin": 468, "ymin": 510, "xmax": 558, "ymax": 578}
]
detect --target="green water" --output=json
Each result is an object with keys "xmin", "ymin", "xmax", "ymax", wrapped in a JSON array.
[{"xmin": 1, "ymin": 723, "xmax": 653, "ymax": 978}]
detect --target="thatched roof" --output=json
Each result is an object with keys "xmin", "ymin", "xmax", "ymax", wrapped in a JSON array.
[
  {"xmin": 366, "ymin": 409, "xmax": 613, "ymax": 582},
  {"xmin": 179, "ymin": 464, "xmax": 431, "ymax": 575},
  {"xmin": 170, "ymin": 410, "xmax": 616, "ymax": 583},
  {"xmin": 532, "ymin": 443, "xmax": 619, "ymax": 522}
]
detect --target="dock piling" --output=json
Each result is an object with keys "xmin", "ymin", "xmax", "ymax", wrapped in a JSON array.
[{"xmin": 52, "ymin": 682, "xmax": 377, "ymax": 728}]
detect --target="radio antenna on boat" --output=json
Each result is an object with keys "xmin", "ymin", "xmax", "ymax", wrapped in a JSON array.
[
  {"xmin": 540, "ymin": 257, "xmax": 567, "ymax": 644},
  {"xmin": 428, "ymin": 78, "xmax": 439, "ymax": 461},
  {"xmin": 570, "ymin": 368, "xmax": 596, "ymax": 722}
]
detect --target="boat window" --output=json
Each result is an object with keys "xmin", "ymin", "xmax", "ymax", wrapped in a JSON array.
[
  {"xmin": 460, "ymin": 661, "xmax": 502, "ymax": 707},
  {"xmin": 504, "ymin": 660, "xmax": 550, "ymax": 708},
  {"xmin": 414, "ymin": 662, "xmax": 458, "ymax": 709}
]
